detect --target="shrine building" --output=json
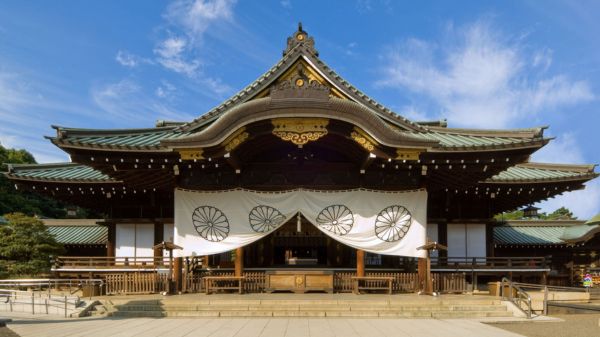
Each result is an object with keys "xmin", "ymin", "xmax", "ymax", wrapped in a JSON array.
[{"xmin": 4, "ymin": 25, "xmax": 598, "ymax": 292}]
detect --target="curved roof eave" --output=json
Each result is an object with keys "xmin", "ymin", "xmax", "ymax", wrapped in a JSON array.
[{"xmin": 161, "ymin": 97, "xmax": 438, "ymax": 150}]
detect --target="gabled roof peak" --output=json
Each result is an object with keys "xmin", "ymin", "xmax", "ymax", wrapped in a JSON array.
[{"xmin": 284, "ymin": 22, "xmax": 318, "ymax": 57}]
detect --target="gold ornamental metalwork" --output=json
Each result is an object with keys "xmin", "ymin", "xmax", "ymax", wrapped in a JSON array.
[
  {"xmin": 350, "ymin": 128, "xmax": 376, "ymax": 152},
  {"xmin": 178, "ymin": 148, "xmax": 204, "ymax": 160},
  {"xmin": 272, "ymin": 118, "xmax": 329, "ymax": 146},
  {"xmin": 395, "ymin": 148, "xmax": 421, "ymax": 161},
  {"xmin": 223, "ymin": 128, "xmax": 250, "ymax": 152}
]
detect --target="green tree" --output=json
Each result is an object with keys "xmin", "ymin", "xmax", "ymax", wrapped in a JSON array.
[
  {"xmin": 495, "ymin": 206, "xmax": 577, "ymax": 221},
  {"xmin": 545, "ymin": 206, "xmax": 577, "ymax": 220},
  {"xmin": 0, "ymin": 143, "xmax": 67, "ymax": 217},
  {"xmin": 0, "ymin": 213, "xmax": 65, "ymax": 278}
]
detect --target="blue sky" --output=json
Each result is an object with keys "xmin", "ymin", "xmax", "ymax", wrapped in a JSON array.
[{"xmin": 1, "ymin": 0, "xmax": 599, "ymax": 218}]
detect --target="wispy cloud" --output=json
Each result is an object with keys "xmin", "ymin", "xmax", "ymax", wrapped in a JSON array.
[
  {"xmin": 116, "ymin": 50, "xmax": 140, "ymax": 67},
  {"xmin": 165, "ymin": 0, "xmax": 235, "ymax": 44},
  {"xmin": 154, "ymin": 37, "xmax": 201, "ymax": 77},
  {"xmin": 155, "ymin": 80, "xmax": 177, "ymax": 99},
  {"xmin": 532, "ymin": 134, "xmax": 600, "ymax": 219},
  {"xmin": 147, "ymin": 0, "xmax": 236, "ymax": 95},
  {"xmin": 0, "ymin": 71, "xmax": 78, "ymax": 163},
  {"xmin": 91, "ymin": 78, "xmax": 194, "ymax": 124},
  {"xmin": 378, "ymin": 20, "xmax": 594, "ymax": 129},
  {"xmin": 280, "ymin": 0, "xmax": 292, "ymax": 9}
]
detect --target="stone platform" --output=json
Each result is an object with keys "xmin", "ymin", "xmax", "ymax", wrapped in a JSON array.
[{"xmin": 95, "ymin": 293, "xmax": 514, "ymax": 319}]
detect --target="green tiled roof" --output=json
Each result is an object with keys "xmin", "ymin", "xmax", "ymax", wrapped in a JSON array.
[
  {"xmin": 494, "ymin": 225, "xmax": 567, "ymax": 245},
  {"xmin": 7, "ymin": 163, "xmax": 119, "ymax": 183},
  {"xmin": 6, "ymin": 161, "xmax": 595, "ymax": 186},
  {"xmin": 487, "ymin": 163, "xmax": 597, "ymax": 183},
  {"xmin": 50, "ymin": 126, "xmax": 190, "ymax": 151},
  {"xmin": 414, "ymin": 130, "xmax": 542, "ymax": 149},
  {"xmin": 47, "ymin": 225, "xmax": 107, "ymax": 245}
]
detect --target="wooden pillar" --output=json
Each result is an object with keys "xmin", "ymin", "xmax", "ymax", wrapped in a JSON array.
[
  {"xmin": 173, "ymin": 256, "xmax": 183, "ymax": 293},
  {"xmin": 153, "ymin": 222, "xmax": 164, "ymax": 266},
  {"xmin": 356, "ymin": 249, "xmax": 365, "ymax": 277},
  {"xmin": 106, "ymin": 223, "xmax": 116, "ymax": 265},
  {"xmin": 235, "ymin": 247, "xmax": 244, "ymax": 277},
  {"xmin": 417, "ymin": 257, "xmax": 433, "ymax": 294},
  {"xmin": 203, "ymin": 255, "xmax": 210, "ymax": 268}
]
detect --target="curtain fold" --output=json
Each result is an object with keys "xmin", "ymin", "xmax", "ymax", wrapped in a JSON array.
[{"xmin": 174, "ymin": 188, "xmax": 427, "ymax": 258}]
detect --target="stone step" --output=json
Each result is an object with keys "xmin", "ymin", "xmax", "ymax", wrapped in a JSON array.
[
  {"xmin": 110, "ymin": 304, "xmax": 506, "ymax": 312},
  {"xmin": 107, "ymin": 299, "xmax": 503, "ymax": 306},
  {"xmin": 110, "ymin": 310, "xmax": 513, "ymax": 318}
]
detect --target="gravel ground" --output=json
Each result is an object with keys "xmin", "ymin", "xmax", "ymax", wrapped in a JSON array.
[
  {"xmin": 491, "ymin": 314, "xmax": 600, "ymax": 337},
  {"xmin": 0, "ymin": 327, "xmax": 19, "ymax": 337}
]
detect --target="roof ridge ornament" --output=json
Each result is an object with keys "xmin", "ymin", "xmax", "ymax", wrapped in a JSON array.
[{"xmin": 284, "ymin": 22, "xmax": 318, "ymax": 57}]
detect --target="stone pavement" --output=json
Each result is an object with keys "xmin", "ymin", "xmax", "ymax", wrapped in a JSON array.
[{"xmin": 4, "ymin": 317, "xmax": 527, "ymax": 337}]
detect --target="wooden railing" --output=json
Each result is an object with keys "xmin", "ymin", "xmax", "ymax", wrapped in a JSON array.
[
  {"xmin": 54, "ymin": 256, "xmax": 550, "ymax": 272},
  {"xmin": 431, "ymin": 256, "xmax": 549, "ymax": 270},
  {"xmin": 174, "ymin": 271, "xmax": 465, "ymax": 294},
  {"xmin": 54, "ymin": 256, "xmax": 172, "ymax": 269},
  {"xmin": 105, "ymin": 273, "xmax": 169, "ymax": 295}
]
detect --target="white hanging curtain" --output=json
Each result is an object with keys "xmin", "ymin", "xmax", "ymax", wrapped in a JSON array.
[{"xmin": 174, "ymin": 188, "xmax": 427, "ymax": 258}]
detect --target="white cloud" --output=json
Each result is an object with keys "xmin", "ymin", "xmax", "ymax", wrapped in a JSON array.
[
  {"xmin": 536, "ymin": 180, "xmax": 600, "ymax": 220},
  {"xmin": 155, "ymin": 80, "xmax": 177, "ymax": 99},
  {"xmin": 150, "ymin": 0, "xmax": 236, "ymax": 95},
  {"xmin": 92, "ymin": 78, "xmax": 195, "ymax": 124},
  {"xmin": 280, "ymin": 0, "xmax": 292, "ymax": 9},
  {"xmin": 115, "ymin": 50, "xmax": 140, "ymax": 67},
  {"xmin": 532, "ymin": 133, "xmax": 583, "ymax": 164},
  {"xmin": 166, "ymin": 0, "xmax": 235, "ymax": 42},
  {"xmin": 378, "ymin": 21, "xmax": 594, "ymax": 129},
  {"xmin": 532, "ymin": 134, "xmax": 600, "ymax": 219},
  {"xmin": 0, "ymin": 71, "xmax": 74, "ymax": 163},
  {"xmin": 532, "ymin": 47, "xmax": 553, "ymax": 72},
  {"xmin": 154, "ymin": 37, "xmax": 201, "ymax": 77}
]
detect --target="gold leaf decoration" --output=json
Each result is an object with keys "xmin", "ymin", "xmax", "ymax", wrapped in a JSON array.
[
  {"xmin": 350, "ymin": 131, "xmax": 375, "ymax": 152},
  {"xmin": 224, "ymin": 130, "xmax": 250, "ymax": 152},
  {"xmin": 272, "ymin": 118, "xmax": 329, "ymax": 146},
  {"xmin": 178, "ymin": 149, "xmax": 204, "ymax": 160}
]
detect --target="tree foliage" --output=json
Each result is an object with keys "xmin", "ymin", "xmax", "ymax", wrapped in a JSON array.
[
  {"xmin": 0, "ymin": 144, "xmax": 67, "ymax": 217},
  {"xmin": 495, "ymin": 206, "xmax": 578, "ymax": 221},
  {"xmin": 0, "ymin": 213, "xmax": 65, "ymax": 278}
]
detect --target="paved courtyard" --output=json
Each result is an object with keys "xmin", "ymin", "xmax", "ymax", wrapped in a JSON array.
[{"xmin": 4, "ymin": 317, "xmax": 527, "ymax": 337}]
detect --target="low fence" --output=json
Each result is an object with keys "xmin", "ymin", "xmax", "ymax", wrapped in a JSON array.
[
  {"xmin": 108, "ymin": 271, "xmax": 467, "ymax": 295},
  {"xmin": 0, "ymin": 278, "xmax": 104, "ymax": 296},
  {"xmin": 105, "ymin": 273, "xmax": 169, "ymax": 295},
  {"xmin": 430, "ymin": 256, "xmax": 549, "ymax": 270},
  {"xmin": 55, "ymin": 256, "xmax": 171, "ymax": 269},
  {"xmin": 0, "ymin": 289, "xmax": 81, "ymax": 317}
]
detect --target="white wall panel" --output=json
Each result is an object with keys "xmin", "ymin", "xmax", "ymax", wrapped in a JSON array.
[
  {"xmin": 135, "ymin": 224, "xmax": 155, "ymax": 258},
  {"xmin": 115, "ymin": 224, "xmax": 135, "ymax": 257},
  {"xmin": 115, "ymin": 223, "xmax": 155, "ymax": 259},
  {"xmin": 466, "ymin": 224, "xmax": 486, "ymax": 261},
  {"xmin": 447, "ymin": 224, "xmax": 466, "ymax": 260}
]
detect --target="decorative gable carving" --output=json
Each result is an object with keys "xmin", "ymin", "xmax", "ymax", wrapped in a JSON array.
[
  {"xmin": 270, "ymin": 63, "xmax": 329, "ymax": 100},
  {"xmin": 284, "ymin": 22, "xmax": 318, "ymax": 56}
]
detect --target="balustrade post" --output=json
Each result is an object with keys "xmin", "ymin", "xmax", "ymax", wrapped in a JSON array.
[
  {"xmin": 356, "ymin": 249, "xmax": 365, "ymax": 277},
  {"xmin": 174, "ymin": 257, "xmax": 183, "ymax": 294},
  {"xmin": 235, "ymin": 247, "xmax": 244, "ymax": 277}
]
